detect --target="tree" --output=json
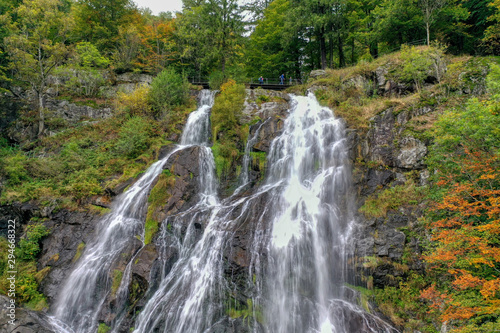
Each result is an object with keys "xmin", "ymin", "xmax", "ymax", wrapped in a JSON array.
[
  {"xmin": 71, "ymin": 0, "xmax": 136, "ymax": 52},
  {"xmin": 418, "ymin": 0, "xmax": 447, "ymax": 45},
  {"xmin": 245, "ymin": 0, "xmax": 292, "ymax": 79},
  {"xmin": 373, "ymin": 0, "xmax": 423, "ymax": 50},
  {"xmin": 422, "ymin": 69, "xmax": 500, "ymax": 330},
  {"xmin": 175, "ymin": 0, "xmax": 244, "ymax": 77},
  {"xmin": 482, "ymin": 0, "xmax": 500, "ymax": 54},
  {"xmin": 4, "ymin": 0, "xmax": 73, "ymax": 135},
  {"xmin": 347, "ymin": 0, "xmax": 381, "ymax": 60}
]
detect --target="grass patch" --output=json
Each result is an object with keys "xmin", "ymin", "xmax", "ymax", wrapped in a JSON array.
[
  {"xmin": 98, "ymin": 323, "xmax": 111, "ymax": 333},
  {"xmin": 359, "ymin": 179, "xmax": 427, "ymax": 218},
  {"xmin": 73, "ymin": 242, "xmax": 86, "ymax": 263},
  {"xmin": 144, "ymin": 172, "xmax": 175, "ymax": 244},
  {"xmin": 111, "ymin": 269, "xmax": 123, "ymax": 296}
]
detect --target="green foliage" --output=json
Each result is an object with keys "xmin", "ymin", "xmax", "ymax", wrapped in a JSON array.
[
  {"xmin": 395, "ymin": 44, "xmax": 446, "ymax": 91},
  {"xmin": 427, "ymin": 97, "xmax": 500, "ymax": 176},
  {"xmin": 373, "ymin": 272, "xmax": 438, "ymax": 332},
  {"xmin": 441, "ymin": 57, "xmax": 490, "ymax": 95},
  {"xmin": 115, "ymin": 85, "xmax": 153, "ymax": 116},
  {"xmin": 145, "ymin": 172, "xmax": 175, "ymax": 244},
  {"xmin": 486, "ymin": 62, "xmax": 500, "ymax": 96},
  {"xmin": 4, "ymin": 0, "xmax": 73, "ymax": 135},
  {"xmin": 0, "ymin": 114, "xmax": 167, "ymax": 207},
  {"xmin": 98, "ymin": 323, "xmax": 111, "ymax": 333},
  {"xmin": 174, "ymin": 0, "xmax": 244, "ymax": 77},
  {"xmin": 210, "ymin": 80, "xmax": 246, "ymax": 180},
  {"xmin": 74, "ymin": 42, "xmax": 110, "ymax": 68},
  {"xmin": 18, "ymin": 224, "xmax": 50, "ymax": 261},
  {"xmin": 111, "ymin": 269, "xmax": 123, "ymax": 296},
  {"xmin": 208, "ymin": 70, "xmax": 225, "ymax": 90},
  {"xmin": 115, "ymin": 117, "xmax": 154, "ymax": 159},
  {"xmin": 0, "ymin": 232, "xmax": 48, "ymax": 309},
  {"xmin": 149, "ymin": 68, "xmax": 190, "ymax": 113},
  {"xmin": 360, "ymin": 179, "xmax": 427, "ymax": 218},
  {"xmin": 71, "ymin": 0, "xmax": 135, "ymax": 52},
  {"xmin": 245, "ymin": 0, "xmax": 294, "ymax": 79},
  {"xmin": 59, "ymin": 67, "xmax": 107, "ymax": 98}
]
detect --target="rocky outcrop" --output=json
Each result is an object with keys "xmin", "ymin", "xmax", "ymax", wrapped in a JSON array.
[
  {"xmin": 38, "ymin": 210, "xmax": 100, "ymax": 303},
  {"xmin": 45, "ymin": 99, "xmax": 112, "ymax": 123},
  {"xmin": 0, "ymin": 296, "xmax": 54, "ymax": 333}
]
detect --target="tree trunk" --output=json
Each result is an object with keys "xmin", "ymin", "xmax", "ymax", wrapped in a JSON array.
[
  {"xmin": 338, "ymin": 34, "xmax": 345, "ymax": 68},
  {"xmin": 426, "ymin": 21, "xmax": 430, "ymax": 46},
  {"xmin": 38, "ymin": 92, "xmax": 45, "ymax": 136},
  {"xmin": 351, "ymin": 38, "xmax": 355, "ymax": 64},
  {"xmin": 369, "ymin": 40, "xmax": 378, "ymax": 59},
  {"xmin": 319, "ymin": 31, "xmax": 327, "ymax": 70}
]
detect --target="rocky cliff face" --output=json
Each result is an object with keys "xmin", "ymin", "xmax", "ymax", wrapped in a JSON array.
[{"xmin": 2, "ymin": 76, "xmax": 473, "ymax": 331}]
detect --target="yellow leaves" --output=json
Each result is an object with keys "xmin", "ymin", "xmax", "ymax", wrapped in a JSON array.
[{"xmin": 480, "ymin": 279, "xmax": 500, "ymax": 299}]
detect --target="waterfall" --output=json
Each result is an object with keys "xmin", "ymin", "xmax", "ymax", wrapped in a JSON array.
[
  {"xmin": 133, "ymin": 93, "xmax": 397, "ymax": 333},
  {"xmin": 49, "ymin": 90, "xmax": 397, "ymax": 333},
  {"xmin": 259, "ymin": 94, "xmax": 397, "ymax": 332},
  {"xmin": 49, "ymin": 90, "xmax": 217, "ymax": 333}
]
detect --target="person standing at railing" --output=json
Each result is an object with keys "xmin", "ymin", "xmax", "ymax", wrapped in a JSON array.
[
  {"xmin": 259, "ymin": 76, "xmax": 264, "ymax": 85},
  {"xmin": 280, "ymin": 73, "xmax": 285, "ymax": 85}
]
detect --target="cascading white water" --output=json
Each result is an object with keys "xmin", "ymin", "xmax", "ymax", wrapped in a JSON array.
[
  {"xmin": 261, "ymin": 93, "xmax": 391, "ymax": 333},
  {"xmin": 133, "ymin": 93, "xmax": 398, "ymax": 333},
  {"xmin": 49, "ymin": 90, "xmax": 397, "ymax": 333},
  {"xmin": 181, "ymin": 90, "xmax": 216, "ymax": 146},
  {"xmin": 49, "ymin": 90, "xmax": 217, "ymax": 333},
  {"xmin": 237, "ymin": 119, "xmax": 267, "ymax": 190}
]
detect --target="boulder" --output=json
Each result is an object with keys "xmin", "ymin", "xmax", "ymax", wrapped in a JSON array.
[
  {"xmin": 396, "ymin": 136, "xmax": 427, "ymax": 169},
  {"xmin": 0, "ymin": 296, "xmax": 54, "ymax": 333}
]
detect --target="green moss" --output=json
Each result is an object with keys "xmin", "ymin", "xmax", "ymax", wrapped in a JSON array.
[
  {"xmin": 227, "ymin": 298, "xmax": 264, "ymax": 326},
  {"xmin": 0, "ymin": 236, "xmax": 48, "ymax": 308},
  {"xmin": 144, "ymin": 172, "xmax": 175, "ymax": 244},
  {"xmin": 210, "ymin": 80, "xmax": 247, "ymax": 181},
  {"xmin": 73, "ymin": 242, "xmax": 86, "ymax": 263},
  {"xmin": 98, "ymin": 323, "xmax": 111, "ymax": 333},
  {"xmin": 0, "ymin": 113, "xmax": 172, "ymax": 210},
  {"xmin": 111, "ymin": 270, "xmax": 123, "ymax": 296},
  {"xmin": 359, "ymin": 180, "xmax": 426, "ymax": 218}
]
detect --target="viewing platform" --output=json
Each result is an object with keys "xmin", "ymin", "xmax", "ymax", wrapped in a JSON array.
[{"xmin": 188, "ymin": 78, "xmax": 300, "ymax": 91}]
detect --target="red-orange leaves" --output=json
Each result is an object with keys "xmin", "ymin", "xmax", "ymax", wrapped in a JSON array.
[{"xmin": 423, "ymin": 149, "xmax": 500, "ymax": 329}]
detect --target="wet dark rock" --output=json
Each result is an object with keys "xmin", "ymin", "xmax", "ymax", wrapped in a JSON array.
[
  {"xmin": 0, "ymin": 203, "xmax": 37, "ymax": 240},
  {"xmin": 365, "ymin": 109, "xmax": 396, "ymax": 166},
  {"xmin": 38, "ymin": 210, "xmax": 100, "ymax": 304},
  {"xmin": 0, "ymin": 296, "xmax": 54, "ymax": 333},
  {"xmin": 131, "ymin": 243, "xmax": 158, "ymax": 283},
  {"xmin": 362, "ymin": 168, "xmax": 395, "ymax": 196},
  {"xmin": 251, "ymin": 115, "xmax": 286, "ymax": 153},
  {"xmin": 161, "ymin": 146, "xmax": 202, "ymax": 215}
]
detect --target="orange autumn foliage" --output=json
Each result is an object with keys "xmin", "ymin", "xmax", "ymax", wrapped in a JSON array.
[{"xmin": 421, "ymin": 149, "xmax": 500, "ymax": 328}]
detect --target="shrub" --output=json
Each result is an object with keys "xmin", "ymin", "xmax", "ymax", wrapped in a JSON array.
[
  {"xmin": 74, "ymin": 42, "xmax": 110, "ymax": 68},
  {"xmin": 115, "ymin": 117, "xmax": 153, "ymax": 159},
  {"xmin": 209, "ymin": 70, "xmax": 226, "ymax": 90},
  {"xmin": 149, "ymin": 68, "xmax": 190, "ymax": 113},
  {"xmin": 396, "ymin": 44, "xmax": 446, "ymax": 92},
  {"xmin": 18, "ymin": 224, "xmax": 50, "ymax": 261},
  {"xmin": 65, "ymin": 67, "xmax": 107, "ymax": 97},
  {"xmin": 115, "ymin": 85, "xmax": 153, "ymax": 117}
]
